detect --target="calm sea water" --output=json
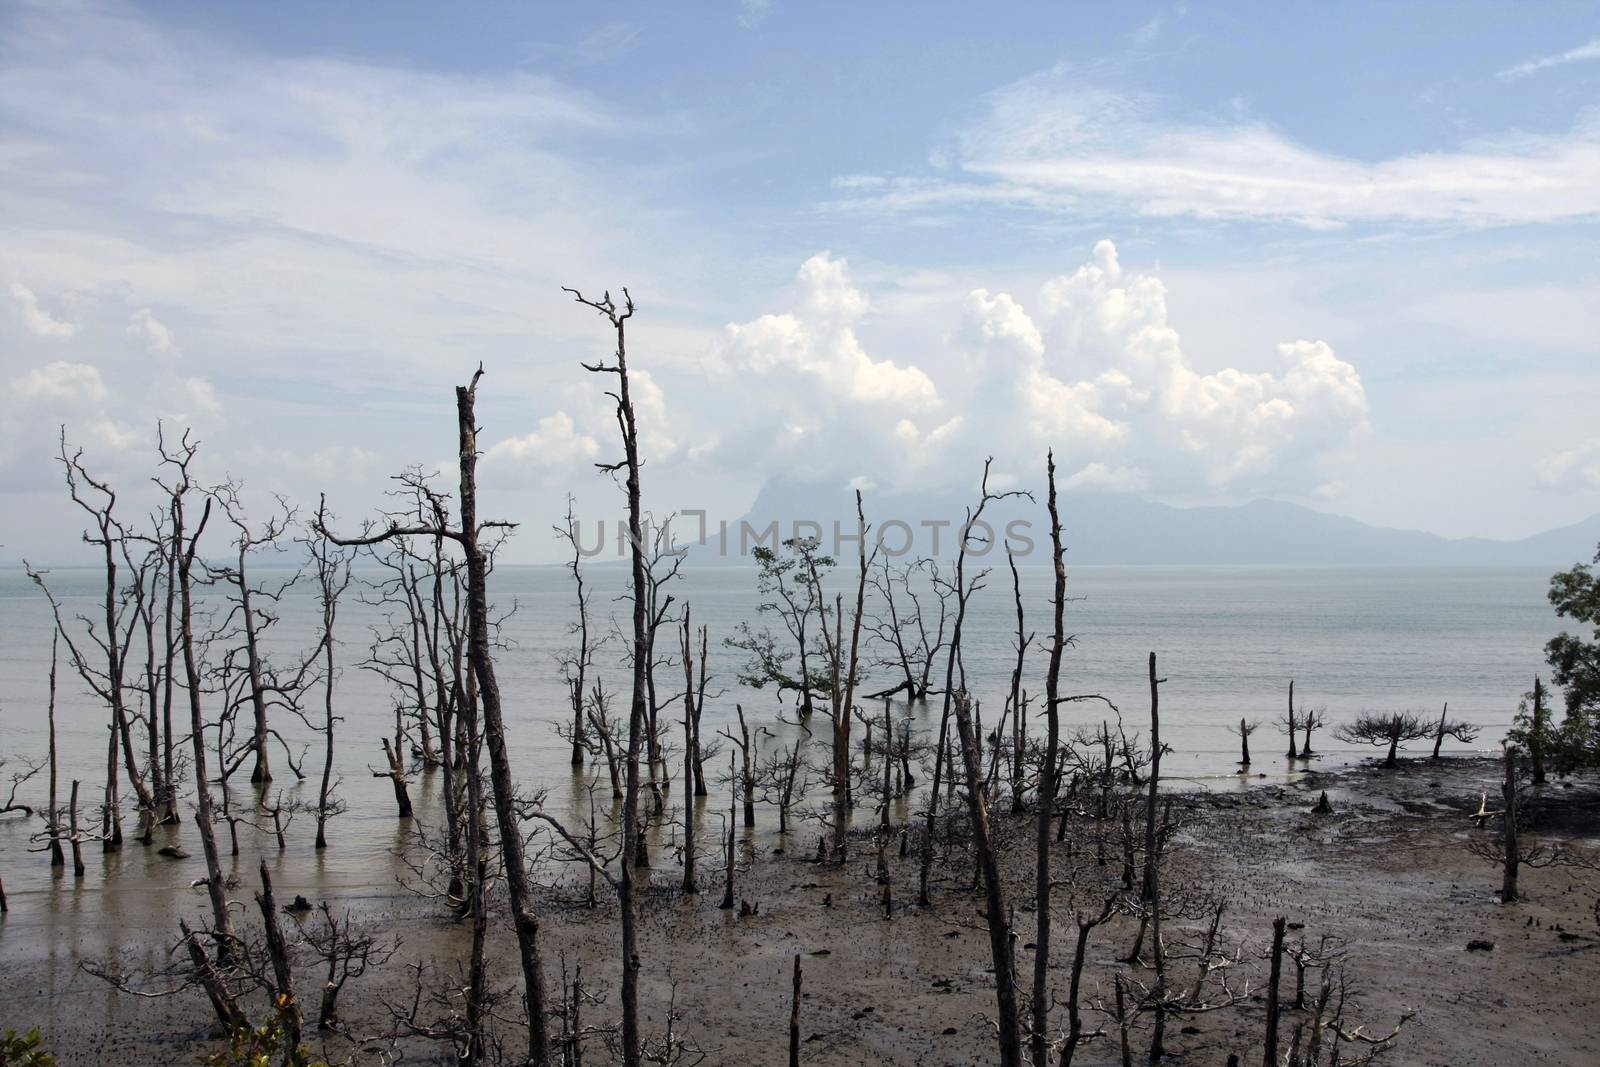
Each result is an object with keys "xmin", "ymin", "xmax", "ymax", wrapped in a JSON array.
[{"xmin": 0, "ymin": 563, "xmax": 1557, "ymax": 992}]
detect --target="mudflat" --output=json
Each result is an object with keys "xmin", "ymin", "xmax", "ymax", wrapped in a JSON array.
[{"xmin": 3, "ymin": 755, "xmax": 1596, "ymax": 1066}]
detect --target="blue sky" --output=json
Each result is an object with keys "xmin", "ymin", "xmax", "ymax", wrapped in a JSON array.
[{"xmin": 3, "ymin": 0, "xmax": 1599, "ymax": 562}]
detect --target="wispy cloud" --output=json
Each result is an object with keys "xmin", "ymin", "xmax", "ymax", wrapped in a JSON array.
[
  {"xmin": 737, "ymin": 0, "xmax": 773, "ymax": 30},
  {"xmin": 1498, "ymin": 37, "xmax": 1600, "ymax": 80},
  {"xmin": 833, "ymin": 69, "xmax": 1600, "ymax": 229}
]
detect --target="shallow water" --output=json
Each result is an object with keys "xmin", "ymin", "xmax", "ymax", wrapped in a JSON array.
[{"xmin": 0, "ymin": 562, "xmax": 1556, "ymax": 1018}]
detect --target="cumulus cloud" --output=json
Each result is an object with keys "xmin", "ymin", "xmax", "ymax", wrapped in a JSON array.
[
  {"xmin": 9, "ymin": 283, "xmax": 77, "ymax": 338},
  {"xmin": 483, "ymin": 411, "xmax": 602, "ymax": 486},
  {"xmin": 716, "ymin": 253, "xmax": 940, "ymax": 411},
  {"xmin": 1019, "ymin": 239, "xmax": 1368, "ymax": 489},
  {"xmin": 128, "ymin": 308, "xmax": 178, "ymax": 356},
  {"xmin": 1537, "ymin": 438, "xmax": 1600, "ymax": 491},
  {"xmin": 701, "ymin": 241, "xmax": 1367, "ymax": 498},
  {"xmin": 834, "ymin": 68, "xmax": 1600, "ymax": 229}
]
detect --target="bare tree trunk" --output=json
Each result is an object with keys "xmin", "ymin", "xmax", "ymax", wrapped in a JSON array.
[
  {"xmin": 1432, "ymin": 702, "xmax": 1450, "ymax": 759},
  {"xmin": 954, "ymin": 692, "xmax": 1023, "ymax": 1067},
  {"xmin": 1501, "ymin": 745, "xmax": 1519, "ymax": 903},
  {"xmin": 1144, "ymin": 652, "xmax": 1167, "ymax": 1062},
  {"xmin": 1263, "ymin": 916, "xmax": 1285, "ymax": 1067},
  {"xmin": 1032, "ymin": 453, "xmax": 1067, "ymax": 1067},
  {"xmin": 569, "ymin": 288, "xmax": 646, "ymax": 1067},
  {"xmin": 161, "ymin": 542, "xmax": 180, "ymax": 825},
  {"xmin": 681, "ymin": 610, "xmax": 698, "ymax": 894},
  {"xmin": 181, "ymin": 918, "xmax": 249, "ymax": 1032},
  {"xmin": 1530, "ymin": 677, "xmax": 1547, "ymax": 784},
  {"xmin": 454, "ymin": 376, "xmax": 549, "ymax": 1065},
  {"xmin": 255, "ymin": 861, "xmax": 304, "ymax": 1065},
  {"xmin": 1285, "ymin": 680, "xmax": 1298, "ymax": 759},
  {"xmin": 721, "ymin": 755, "xmax": 736, "ymax": 911},
  {"xmin": 47, "ymin": 634, "xmax": 64, "ymax": 867},
  {"xmin": 378, "ymin": 736, "xmax": 413, "ymax": 818},
  {"xmin": 878, "ymin": 702, "xmax": 893, "ymax": 919},
  {"xmin": 788, "ymin": 955, "xmax": 802, "ymax": 1067},
  {"xmin": 172, "ymin": 480, "xmax": 234, "ymax": 951},
  {"xmin": 102, "ymin": 720, "xmax": 122, "ymax": 851},
  {"xmin": 693, "ymin": 626, "xmax": 710, "ymax": 797},
  {"xmin": 68, "ymin": 779, "xmax": 85, "ymax": 877}
]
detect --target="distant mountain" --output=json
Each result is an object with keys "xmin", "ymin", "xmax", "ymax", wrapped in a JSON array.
[{"xmin": 689, "ymin": 479, "xmax": 1600, "ymax": 566}]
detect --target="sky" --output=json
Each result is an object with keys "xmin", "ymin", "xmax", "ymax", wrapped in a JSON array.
[{"xmin": 3, "ymin": 0, "xmax": 1600, "ymax": 564}]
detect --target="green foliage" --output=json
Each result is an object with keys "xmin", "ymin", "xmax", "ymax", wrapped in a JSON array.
[
  {"xmin": 0, "ymin": 1029, "xmax": 55, "ymax": 1067},
  {"xmin": 202, "ymin": 1002, "xmax": 325, "ymax": 1067},
  {"xmin": 1523, "ymin": 543, "xmax": 1600, "ymax": 772}
]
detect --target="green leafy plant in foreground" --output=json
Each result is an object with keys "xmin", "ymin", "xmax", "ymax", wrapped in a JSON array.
[
  {"xmin": 201, "ymin": 1000, "xmax": 327, "ymax": 1067},
  {"xmin": 0, "ymin": 1029, "xmax": 56, "ymax": 1067}
]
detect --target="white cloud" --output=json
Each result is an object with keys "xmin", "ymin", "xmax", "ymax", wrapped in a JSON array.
[
  {"xmin": 701, "ymin": 241, "xmax": 1368, "ymax": 498},
  {"xmin": 128, "ymin": 308, "xmax": 178, "ymax": 356},
  {"xmin": 959, "ymin": 239, "xmax": 1369, "ymax": 491},
  {"xmin": 11, "ymin": 360, "xmax": 107, "ymax": 404},
  {"xmin": 9, "ymin": 283, "xmax": 77, "ymax": 338},
  {"xmin": 716, "ymin": 253, "xmax": 940, "ymax": 411},
  {"xmin": 483, "ymin": 412, "xmax": 602, "ymax": 486},
  {"xmin": 835, "ymin": 68, "xmax": 1600, "ymax": 228},
  {"xmin": 1537, "ymin": 438, "xmax": 1600, "ymax": 491},
  {"xmin": 1063, "ymin": 462, "xmax": 1149, "ymax": 492},
  {"xmin": 1499, "ymin": 37, "xmax": 1600, "ymax": 80}
]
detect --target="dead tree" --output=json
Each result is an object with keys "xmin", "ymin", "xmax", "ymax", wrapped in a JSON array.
[
  {"xmin": 1335, "ymin": 711, "xmax": 1434, "ymax": 768},
  {"xmin": 56, "ymin": 435, "xmax": 159, "ymax": 843},
  {"xmin": 680, "ymin": 608, "xmax": 699, "ymax": 893},
  {"xmin": 319, "ymin": 367, "xmax": 550, "ymax": 1066},
  {"xmin": 721, "ymin": 755, "xmax": 737, "ymax": 911},
  {"xmin": 953, "ymin": 690, "xmax": 1023, "ymax": 1067},
  {"xmin": 306, "ymin": 531, "xmax": 352, "ymax": 848},
  {"xmin": 557, "ymin": 496, "xmax": 599, "ymax": 768},
  {"xmin": 1299, "ymin": 706, "xmax": 1327, "ymax": 758},
  {"xmin": 919, "ymin": 458, "xmax": 1027, "ymax": 906},
  {"xmin": 1142, "ymin": 652, "xmax": 1170, "ymax": 1061},
  {"xmin": 586, "ymin": 678, "xmax": 624, "ymax": 799},
  {"xmin": 864, "ymin": 557, "xmax": 953, "ymax": 703},
  {"xmin": 567, "ymin": 285, "xmax": 649, "ymax": 1067},
  {"xmin": 374, "ymin": 731, "xmax": 414, "ymax": 818},
  {"xmin": 305, "ymin": 901, "xmax": 395, "ymax": 1031},
  {"xmin": 254, "ymin": 861, "xmax": 304, "ymax": 1060},
  {"xmin": 68, "ymin": 779, "xmax": 87, "ymax": 877},
  {"xmin": 1058, "ymin": 895, "xmax": 1118, "ymax": 1067},
  {"xmin": 1528, "ymin": 676, "xmax": 1547, "ymax": 783},
  {"xmin": 1229, "ymin": 718, "xmax": 1259, "ymax": 770},
  {"xmin": 158, "ymin": 429, "xmax": 235, "ymax": 951},
  {"xmin": 1005, "ymin": 546, "xmax": 1035, "ymax": 815},
  {"xmin": 754, "ymin": 739, "xmax": 808, "ymax": 835},
  {"xmin": 44, "ymin": 633, "xmax": 65, "ymax": 866},
  {"xmin": 717, "ymin": 704, "xmax": 756, "ymax": 829},
  {"xmin": 1281, "ymin": 681, "xmax": 1298, "ymax": 760},
  {"xmin": 817, "ymin": 490, "xmax": 873, "ymax": 861},
  {"xmin": 788, "ymin": 955, "xmax": 802, "ymax": 1067},
  {"xmin": 1030, "ymin": 450, "xmax": 1067, "ymax": 1067},
  {"xmin": 1501, "ymin": 745, "xmax": 1521, "ymax": 902},
  {"xmin": 209, "ymin": 485, "xmax": 306, "ymax": 786},
  {"xmin": 1429, "ymin": 702, "xmax": 1478, "ymax": 759},
  {"xmin": 1264, "ymin": 916, "xmax": 1286, "ymax": 1067}
]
